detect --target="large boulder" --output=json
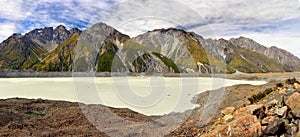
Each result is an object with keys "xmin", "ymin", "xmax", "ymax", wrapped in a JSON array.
[
  {"xmin": 234, "ymin": 104, "xmax": 265, "ymax": 119},
  {"xmin": 274, "ymin": 106, "xmax": 288, "ymax": 117},
  {"xmin": 202, "ymin": 115, "xmax": 262, "ymax": 137},
  {"xmin": 286, "ymin": 92, "xmax": 300, "ymax": 118},
  {"xmin": 263, "ymin": 119, "xmax": 285, "ymax": 136}
]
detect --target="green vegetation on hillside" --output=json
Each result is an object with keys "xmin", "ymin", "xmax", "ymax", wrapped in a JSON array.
[
  {"xmin": 33, "ymin": 34, "xmax": 79, "ymax": 71},
  {"xmin": 152, "ymin": 52, "xmax": 180, "ymax": 73},
  {"xmin": 225, "ymin": 48, "xmax": 285, "ymax": 73},
  {"xmin": 226, "ymin": 54, "xmax": 261, "ymax": 73},
  {"xmin": 0, "ymin": 37, "xmax": 47, "ymax": 70},
  {"xmin": 207, "ymin": 55, "xmax": 236, "ymax": 74},
  {"xmin": 186, "ymin": 38, "xmax": 209, "ymax": 67},
  {"xmin": 239, "ymin": 49, "xmax": 284, "ymax": 72},
  {"xmin": 97, "ymin": 40, "xmax": 125, "ymax": 72}
]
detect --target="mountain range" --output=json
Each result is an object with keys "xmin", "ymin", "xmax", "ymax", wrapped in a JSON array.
[{"xmin": 0, "ymin": 22, "xmax": 299, "ymax": 74}]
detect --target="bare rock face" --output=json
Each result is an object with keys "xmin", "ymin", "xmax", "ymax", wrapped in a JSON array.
[
  {"xmin": 24, "ymin": 27, "xmax": 54, "ymax": 44},
  {"xmin": 24, "ymin": 25, "xmax": 81, "ymax": 52},
  {"xmin": 194, "ymin": 34, "xmax": 286, "ymax": 73},
  {"xmin": 74, "ymin": 23, "xmax": 180, "ymax": 73},
  {"xmin": 230, "ymin": 37, "xmax": 300, "ymax": 72},
  {"xmin": 69, "ymin": 28, "xmax": 82, "ymax": 35},
  {"xmin": 286, "ymin": 92, "xmax": 300, "ymax": 118},
  {"xmin": 53, "ymin": 25, "xmax": 71, "ymax": 44},
  {"xmin": 133, "ymin": 28, "xmax": 210, "ymax": 73}
]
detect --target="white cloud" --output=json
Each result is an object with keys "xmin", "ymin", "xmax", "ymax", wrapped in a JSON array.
[
  {"xmin": 103, "ymin": 0, "xmax": 205, "ymax": 37},
  {"xmin": 0, "ymin": 23, "xmax": 16, "ymax": 42},
  {"xmin": 0, "ymin": 0, "xmax": 26, "ymax": 20},
  {"xmin": 0, "ymin": 0, "xmax": 113, "ymax": 40},
  {"xmin": 102, "ymin": 0, "xmax": 300, "ymax": 36},
  {"xmin": 176, "ymin": 0, "xmax": 300, "ymax": 24},
  {"xmin": 99, "ymin": 0, "xmax": 300, "ymax": 57}
]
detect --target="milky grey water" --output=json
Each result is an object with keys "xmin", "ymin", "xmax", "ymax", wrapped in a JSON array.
[{"xmin": 0, "ymin": 77, "xmax": 266, "ymax": 115}]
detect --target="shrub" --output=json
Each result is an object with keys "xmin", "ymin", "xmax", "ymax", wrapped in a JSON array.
[
  {"xmin": 285, "ymin": 78, "xmax": 299, "ymax": 85},
  {"xmin": 276, "ymin": 83, "xmax": 283, "ymax": 87},
  {"xmin": 263, "ymin": 88, "xmax": 273, "ymax": 95},
  {"xmin": 248, "ymin": 88, "xmax": 274, "ymax": 104},
  {"xmin": 25, "ymin": 111, "xmax": 46, "ymax": 117}
]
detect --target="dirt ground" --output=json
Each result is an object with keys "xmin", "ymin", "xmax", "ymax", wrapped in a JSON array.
[{"xmin": 0, "ymin": 72, "xmax": 298, "ymax": 136}]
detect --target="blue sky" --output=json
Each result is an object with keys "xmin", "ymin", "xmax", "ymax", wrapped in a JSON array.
[{"xmin": 0, "ymin": 0, "xmax": 300, "ymax": 56}]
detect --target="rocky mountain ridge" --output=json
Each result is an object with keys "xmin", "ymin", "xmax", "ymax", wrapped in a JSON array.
[
  {"xmin": 230, "ymin": 37, "xmax": 300, "ymax": 72},
  {"xmin": 0, "ymin": 22, "xmax": 299, "ymax": 73}
]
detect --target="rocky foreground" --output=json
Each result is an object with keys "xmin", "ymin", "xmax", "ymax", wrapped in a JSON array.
[
  {"xmin": 200, "ymin": 78, "xmax": 300, "ymax": 137},
  {"xmin": 1, "ymin": 78, "xmax": 300, "ymax": 136}
]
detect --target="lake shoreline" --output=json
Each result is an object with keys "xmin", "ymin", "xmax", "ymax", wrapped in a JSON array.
[{"xmin": 1, "ymin": 71, "xmax": 300, "ymax": 80}]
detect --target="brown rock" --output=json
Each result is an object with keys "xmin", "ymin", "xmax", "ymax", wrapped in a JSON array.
[
  {"xmin": 274, "ymin": 106, "xmax": 288, "ymax": 117},
  {"xmin": 286, "ymin": 123, "xmax": 299, "ymax": 135},
  {"xmin": 221, "ymin": 107, "xmax": 235, "ymax": 115},
  {"xmin": 262, "ymin": 116, "xmax": 275, "ymax": 125},
  {"xmin": 203, "ymin": 115, "xmax": 261, "ymax": 137},
  {"xmin": 266, "ymin": 100, "xmax": 278, "ymax": 110},
  {"xmin": 248, "ymin": 122, "xmax": 262, "ymax": 137},
  {"xmin": 266, "ymin": 112, "xmax": 274, "ymax": 117},
  {"xmin": 223, "ymin": 115, "xmax": 233, "ymax": 122},
  {"xmin": 263, "ymin": 119, "xmax": 285, "ymax": 136},
  {"xmin": 286, "ymin": 92, "xmax": 300, "ymax": 118},
  {"xmin": 279, "ymin": 88, "xmax": 286, "ymax": 95},
  {"xmin": 234, "ymin": 104, "xmax": 264, "ymax": 117},
  {"xmin": 294, "ymin": 83, "xmax": 300, "ymax": 89},
  {"xmin": 262, "ymin": 126, "xmax": 267, "ymax": 131}
]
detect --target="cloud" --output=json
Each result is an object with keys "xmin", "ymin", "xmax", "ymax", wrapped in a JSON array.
[
  {"xmin": 0, "ymin": 23, "xmax": 16, "ymax": 41},
  {"xmin": 0, "ymin": 0, "xmax": 115, "ymax": 42},
  {"xmin": 102, "ymin": 0, "xmax": 207, "ymax": 37},
  {"xmin": 0, "ymin": 0, "xmax": 29, "ymax": 20},
  {"xmin": 101, "ymin": 0, "xmax": 300, "ymax": 37},
  {"xmin": 98, "ymin": 0, "xmax": 300, "ymax": 57}
]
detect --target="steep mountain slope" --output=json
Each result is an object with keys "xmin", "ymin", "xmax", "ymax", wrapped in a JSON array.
[
  {"xmin": 73, "ymin": 23, "xmax": 180, "ymax": 73},
  {"xmin": 0, "ymin": 22, "xmax": 298, "ymax": 74},
  {"xmin": 120, "ymin": 39, "xmax": 180, "ymax": 73},
  {"xmin": 0, "ymin": 34, "xmax": 47, "ymax": 69},
  {"xmin": 133, "ymin": 28, "xmax": 210, "ymax": 73},
  {"xmin": 73, "ymin": 22, "xmax": 130, "ymax": 72},
  {"xmin": 230, "ymin": 37, "xmax": 300, "ymax": 72},
  {"xmin": 24, "ymin": 25, "xmax": 81, "ymax": 52},
  {"xmin": 226, "ymin": 48, "xmax": 285, "ymax": 73},
  {"xmin": 195, "ymin": 35, "xmax": 285, "ymax": 73},
  {"xmin": 0, "ymin": 25, "xmax": 81, "ymax": 70},
  {"xmin": 32, "ymin": 34, "xmax": 80, "ymax": 71}
]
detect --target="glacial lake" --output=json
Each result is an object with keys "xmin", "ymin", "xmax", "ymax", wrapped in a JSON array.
[{"xmin": 0, "ymin": 77, "xmax": 266, "ymax": 116}]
